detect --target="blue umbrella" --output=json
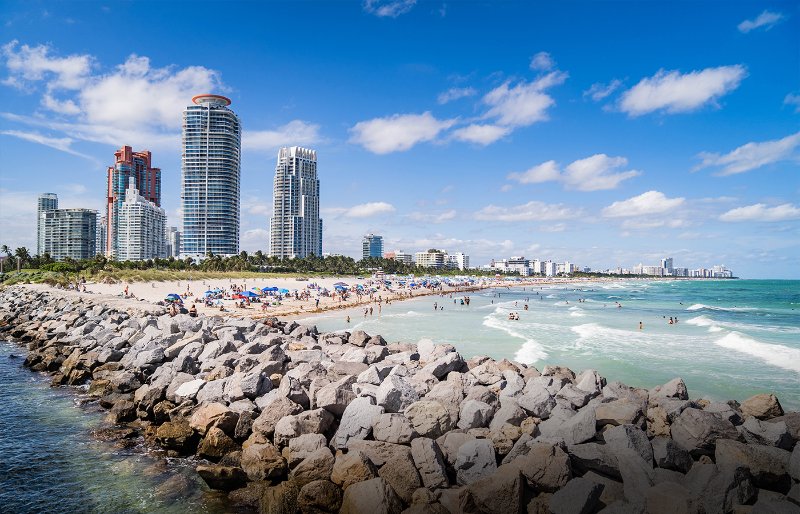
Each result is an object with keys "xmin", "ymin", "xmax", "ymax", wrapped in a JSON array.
[
  {"xmin": 334, "ymin": 285, "xmax": 347, "ymax": 291},
  {"xmin": 166, "ymin": 293, "xmax": 181, "ymax": 300},
  {"xmin": 279, "ymin": 288, "xmax": 289, "ymax": 294},
  {"xmin": 263, "ymin": 287, "xmax": 278, "ymax": 292},
  {"xmin": 203, "ymin": 290, "xmax": 215, "ymax": 296},
  {"xmin": 240, "ymin": 291, "xmax": 258, "ymax": 298}
]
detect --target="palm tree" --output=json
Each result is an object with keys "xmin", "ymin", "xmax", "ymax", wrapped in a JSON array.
[
  {"xmin": 1, "ymin": 245, "xmax": 11, "ymax": 258},
  {"xmin": 14, "ymin": 247, "xmax": 31, "ymax": 267}
]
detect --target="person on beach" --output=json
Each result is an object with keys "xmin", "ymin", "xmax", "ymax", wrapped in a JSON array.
[
  {"xmin": 346, "ymin": 315, "xmax": 351, "ymax": 323},
  {"xmin": 189, "ymin": 304, "xmax": 197, "ymax": 317}
]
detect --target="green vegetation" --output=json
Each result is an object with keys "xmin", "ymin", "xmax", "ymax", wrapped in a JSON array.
[{"xmin": 0, "ymin": 246, "xmax": 496, "ymax": 285}]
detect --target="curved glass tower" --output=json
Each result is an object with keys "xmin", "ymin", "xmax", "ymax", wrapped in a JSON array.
[{"xmin": 181, "ymin": 94, "xmax": 241, "ymax": 258}]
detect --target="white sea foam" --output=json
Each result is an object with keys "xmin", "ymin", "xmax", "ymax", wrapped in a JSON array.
[
  {"xmin": 685, "ymin": 315, "xmax": 723, "ymax": 332},
  {"xmin": 569, "ymin": 310, "xmax": 586, "ymax": 318},
  {"xmin": 514, "ymin": 340, "xmax": 547, "ymax": 364},
  {"xmin": 687, "ymin": 315, "xmax": 800, "ymax": 335},
  {"xmin": 714, "ymin": 332, "xmax": 800, "ymax": 373},
  {"xmin": 686, "ymin": 303, "xmax": 756, "ymax": 312},
  {"xmin": 483, "ymin": 313, "xmax": 548, "ymax": 363}
]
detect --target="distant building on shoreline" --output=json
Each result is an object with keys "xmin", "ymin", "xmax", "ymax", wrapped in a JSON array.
[
  {"xmin": 116, "ymin": 186, "xmax": 166, "ymax": 261},
  {"xmin": 181, "ymin": 94, "xmax": 241, "ymax": 259},
  {"xmin": 415, "ymin": 249, "xmax": 447, "ymax": 269},
  {"xmin": 96, "ymin": 216, "xmax": 107, "ymax": 257},
  {"xmin": 38, "ymin": 197, "xmax": 97, "ymax": 261},
  {"xmin": 166, "ymin": 227, "xmax": 181, "ymax": 258},
  {"xmin": 362, "ymin": 234, "xmax": 383, "ymax": 259},
  {"xmin": 105, "ymin": 146, "xmax": 161, "ymax": 259},
  {"xmin": 37, "ymin": 193, "xmax": 58, "ymax": 256},
  {"xmin": 388, "ymin": 250, "xmax": 413, "ymax": 265},
  {"xmin": 269, "ymin": 146, "xmax": 322, "ymax": 259}
]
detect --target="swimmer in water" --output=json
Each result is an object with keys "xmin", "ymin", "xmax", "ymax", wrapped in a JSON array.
[{"xmin": 639, "ymin": 321, "xmax": 643, "ymax": 330}]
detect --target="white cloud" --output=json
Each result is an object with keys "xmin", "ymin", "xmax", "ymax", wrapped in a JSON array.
[
  {"xmin": 719, "ymin": 203, "xmax": 800, "ymax": 222},
  {"xmin": 408, "ymin": 210, "xmax": 457, "ymax": 223},
  {"xmin": 563, "ymin": 154, "xmax": 640, "ymax": 191},
  {"xmin": 602, "ymin": 191, "xmax": 685, "ymax": 218},
  {"xmin": 242, "ymin": 121, "xmax": 321, "ymax": 152},
  {"xmin": 738, "ymin": 10, "xmax": 784, "ymax": 33},
  {"xmin": 508, "ymin": 160, "xmax": 561, "ymax": 184},
  {"xmin": 619, "ymin": 65, "xmax": 746, "ymax": 116},
  {"xmin": 695, "ymin": 131, "xmax": 800, "ymax": 175},
  {"xmin": 437, "ymin": 87, "xmax": 476, "ymax": 104},
  {"xmin": 529, "ymin": 51, "xmax": 554, "ymax": 71},
  {"xmin": 0, "ymin": 129, "xmax": 96, "ymax": 161},
  {"xmin": 2, "ymin": 40, "xmax": 92, "ymax": 90},
  {"xmin": 349, "ymin": 112, "xmax": 455, "ymax": 154},
  {"xmin": 363, "ymin": 0, "xmax": 416, "ymax": 17},
  {"xmin": 42, "ymin": 93, "xmax": 81, "ymax": 114},
  {"xmin": 539, "ymin": 223, "xmax": 566, "ymax": 233},
  {"xmin": 483, "ymin": 71, "xmax": 568, "ymax": 127},
  {"xmin": 241, "ymin": 228, "xmax": 269, "ymax": 252},
  {"xmin": 620, "ymin": 218, "xmax": 689, "ymax": 230},
  {"xmin": 344, "ymin": 202, "xmax": 396, "ymax": 218},
  {"xmin": 451, "ymin": 124, "xmax": 510, "ymax": 145},
  {"xmin": 583, "ymin": 79, "xmax": 622, "ymax": 101},
  {"xmin": 474, "ymin": 201, "xmax": 581, "ymax": 222},
  {"xmin": 507, "ymin": 154, "xmax": 639, "ymax": 191},
  {"xmin": 784, "ymin": 93, "xmax": 800, "ymax": 113}
]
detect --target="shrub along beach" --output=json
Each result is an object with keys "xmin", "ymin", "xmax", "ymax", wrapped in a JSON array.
[{"xmin": 1, "ymin": 285, "xmax": 799, "ymax": 513}]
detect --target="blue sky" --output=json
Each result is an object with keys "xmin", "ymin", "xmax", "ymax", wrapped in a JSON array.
[{"xmin": 0, "ymin": 0, "xmax": 798, "ymax": 278}]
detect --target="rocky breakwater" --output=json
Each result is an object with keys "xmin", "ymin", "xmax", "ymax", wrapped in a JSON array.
[{"xmin": 1, "ymin": 286, "xmax": 799, "ymax": 514}]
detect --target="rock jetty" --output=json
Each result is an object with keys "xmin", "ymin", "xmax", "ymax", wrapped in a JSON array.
[{"xmin": 1, "ymin": 286, "xmax": 799, "ymax": 513}]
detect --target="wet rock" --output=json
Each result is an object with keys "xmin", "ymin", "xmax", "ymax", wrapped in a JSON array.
[
  {"xmin": 108, "ymin": 399, "xmax": 136, "ymax": 423},
  {"xmin": 259, "ymin": 481, "xmax": 300, "ymax": 514},
  {"xmin": 155, "ymin": 420, "xmax": 197, "ymax": 454},
  {"xmin": 197, "ymin": 426, "xmax": 240, "ymax": 461},
  {"xmin": 196, "ymin": 464, "xmax": 248, "ymax": 491}
]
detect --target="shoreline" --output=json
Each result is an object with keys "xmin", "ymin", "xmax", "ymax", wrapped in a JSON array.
[{"xmin": 1, "ymin": 285, "xmax": 798, "ymax": 513}]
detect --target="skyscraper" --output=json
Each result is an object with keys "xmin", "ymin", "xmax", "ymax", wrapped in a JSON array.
[
  {"xmin": 181, "ymin": 94, "xmax": 241, "ymax": 258},
  {"xmin": 117, "ymin": 186, "xmax": 166, "ymax": 261},
  {"xmin": 41, "ymin": 208, "xmax": 97, "ymax": 261},
  {"xmin": 105, "ymin": 146, "xmax": 161, "ymax": 258},
  {"xmin": 362, "ymin": 234, "xmax": 383, "ymax": 259},
  {"xmin": 166, "ymin": 226, "xmax": 182, "ymax": 258},
  {"xmin": 269, "ymin": 146, "xmax": 322, "ymax": 259},
  {"xmin": 96, "ymin": 216, "xmax": 107, "ymax": 257},
  {"xmin": 37, "ymin": 193, "xmax": 58, "ymax": 256}
]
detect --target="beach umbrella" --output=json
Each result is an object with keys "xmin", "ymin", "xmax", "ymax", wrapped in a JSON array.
[
  {"xmin": 240, "ymin": 291, "xmax": 258, "ymax": 298},
  {"xmin": 203, "ymin": 290, "xmax": 214, "ymax": 296},
  {"xmin": 334, "ymin": 282, "xmax": 348, "ymax": 287},
  {"xmin": 263, "ymin": 287, "xmax": 278, "ymax": 292},
  {"xmin": 279, "ymin": 288, "xmax": 289, "ymax": 294},
  {"xmin": 166, "ymin": 293, "xmax": 181, "ymax": 301}
]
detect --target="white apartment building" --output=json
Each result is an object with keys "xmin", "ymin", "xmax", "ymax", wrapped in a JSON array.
[
  {"xmin": 544, "ymin": 260, "xmax": 557, "ymax": 277},
  {"xmin": 415, "ymin": 250, "xmax": 446, "ymax": 269},
  {"xmin": 166, "ymin": 226, "xmax": 181, "ymax": 258},
  {"xmin": 446, "ymin": 252, "xmax": 470, "ymax": 271},
  {"xmin": 117, "ymin": 186, "xmax": 166, "ymax": 261}
]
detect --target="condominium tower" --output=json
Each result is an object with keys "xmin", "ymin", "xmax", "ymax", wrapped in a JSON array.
[
  {"xmin": 37, "ymin": 193, "xmax": 58, "ymax": 255},
  {"xmin": 116, "ymin": 186, "xmax": 166, "ymax": 261},
  {"xmin": 362, "ymin": 234, "xmax": 383, "ymax": 259},
  {"xmin": 181, "ymin": 94, "xmax": 241, "ymax": 258},
  {"xmin": 105, "ymin": 146, "xmax": 161, "ymax": 258},
  {"xmin": 40, "ymin": 206, "xmax": 97, "ymax": 261},
  {"xmin": 269, "ymin": 146, "xmax": 322, "ymax": 259}
]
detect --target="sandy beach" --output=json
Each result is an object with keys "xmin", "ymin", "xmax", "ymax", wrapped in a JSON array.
[{"xmin": 52, "ymin": 274, "xmax": 602, "ymax": 320}]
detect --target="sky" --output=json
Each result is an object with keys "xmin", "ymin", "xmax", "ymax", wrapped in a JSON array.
[{"xmin": 0, "ymin": 0, "xmax": 798, "ymax": 279}]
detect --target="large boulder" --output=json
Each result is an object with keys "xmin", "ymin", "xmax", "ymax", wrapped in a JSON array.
[
  {"xmin": 405, "ymin": 400, "xmax": 454, "ymax": 439},
  {"xmin": 251, "ymin": 396, "xmax": 304, "ymax": 438},
  {"xmin": 410, "ymin": 437, "xmax": 449, "ymax": 489},
  {"xmin": 315, "ymin": 375, "xmax": 357, "ymax": 416},
  {"xmin": 649, "ymin": 377, "xmax": 688, "ymax": 401},
  {"xmin": 595, "ymin": 399, "xmax": 644, "ymax": 428},
  {"xmin": 603, "ymin": 424, "xmax": 653, "ymax": 466},
  {"xmin": 509, "ymin": 442, "xmax": 571, "ymax": 492},
  {"xmin": 372, "ymin": 413, "xmax": 418, "ymax": 444},
  {"xmin": 670, "ymin": 408, "xmax": 739, "ymax": 456},
  {"xmin": 457, "ymin": 400, "xmax": 494, "ymax": 430},
  {"xmin": 378, "ymin": 450, "xmax": 423, "ymax": 504},
  {"xmin": 155, "ymin": 420, "xmax": 197, "ymax": 454},
  {"xmin": 376, "ymin": 375, "xmax": 419, "ymax": 413},
  {"xmin": 196, "ymin": 464, "xmax": 248, "ymax": 492},
  {"xmin": 297, "ymin": 480, "xmax": 342, "ymax": 514},
  {"xmin": 332, "ymin": 397, "xmax": 385, "ymax": 449},
  {"xmin": 455, "ymin": 439, "xmax": 498, "ymax": 485},
  {"xmin": 740, "ymin": 394, "xmax": 784, "ymax": 420},
  {"xmin": 197, "ymin": 427, "xmax": 240, "ymax": 461},
  {"xmin": 715, "ymin": 439, "xmax": 792, "ymax": 491},
  {"xmin": 651, "ymin": 436, "xmax": 693, "ymax": 473},
  {"xmin": 290, "ymin": 447, "xmax": 335, "ymax": 487},
  {"xmin": 739, "ymin": 417, "xmax": 793, "ymax": 449},
  {"xmin": 240, "ymin": 442, "xmax": 286, "ymax": 481},
  {"xmin": 549, "ymin": 477, "xmax": 604, "ymax": 514},
  {"xmin": 461, "ymin": 463, "xmax": 524, "ymax": 514},
  {"xmin": 331, "ymin": 449, "xmax": 379, "ymax": 489},
  {"xmin": 340, "ymin": 478, "xmax": 403, "ymax": 514},
  {"xmin": 190, "ymin": 402, "xmax": 238, "ymax": 436}
]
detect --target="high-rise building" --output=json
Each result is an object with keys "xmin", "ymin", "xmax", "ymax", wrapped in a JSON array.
[
  {"xmin": 166, "ymin": 226, "xmax": 182, "ymax": 258},
  {"xmin": 447, "ymin": 252, "xmax": 470, "ymax": 271},
  {"xmin": 269, "ymin": 146, "xmax": 322, "ymax": 259},
  {"xmin": 391, "ymin": 250, "xmax": 413, "ymax": 265},
  {"xmin": 661, "ymin": 257, "xmax": 674, "ymax": 275},
  {"xmin": 116, "ymin": 186, "xmax": 166, "ymax": 261},
  {"xmin": 41, "ymin": 208, "xmax": 97, "ymax": 261},
  {"xmin": 105, "ymin": 146, "xmax": 161, "ymax": 258},
  {"xmin": 362, "ymin": 234, "xmax": 383, "ymax": 260},
  {"xmin": 37, "ymin": 193, "xmax": 58, "ymax": 256},
  {"xmin": 181, "ymin": 94, "xmax": 241, "ymax": 258},
  {"xmin": 96, "ymin": 216, "xmax": 107, "ymax": 256},
  {"xmin": 415, "ymin": 249, "xmax": 446, "ymax": 269}
]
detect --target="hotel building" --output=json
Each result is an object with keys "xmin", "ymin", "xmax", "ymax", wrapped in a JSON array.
[
  {"xmin": 181, "ymin": 94, "xmax": 241, "ymax": 258},
  {"xmin": 362, "ymin": 234, "xmax": 383, "ymax": 259},
  {"xmin": 116, "ymin": 186, "xmax": 166, "ymax": 261},
  {"xmin": 40, "ymin": 206, "xmax": 97, "ymax": 261},
  {"xmin": 269, "ymin": 146, "xmax": 322, "ymax": 259},
  {"xmin": 105, "ymin": 146, "xmax": 161, "ymax": 258}
]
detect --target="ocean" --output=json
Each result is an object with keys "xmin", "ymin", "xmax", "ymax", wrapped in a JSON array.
[
  {"xmin": 300, "ymin": 279, "xmax": 800, "ymax": 410},
  {"xmin": 0, "ymin": 342, "xmax": 230, "ymax": 514}
]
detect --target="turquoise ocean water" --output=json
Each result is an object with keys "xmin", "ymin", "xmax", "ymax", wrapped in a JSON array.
[{"xmin": 300, "ymin": 280, "xmax": 800, "ymax": 409}]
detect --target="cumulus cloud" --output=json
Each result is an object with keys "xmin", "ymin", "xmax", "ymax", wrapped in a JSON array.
[
  {"xmin": 784, "ymin": 93, "xmax": 800, "ymax": 113},
  {"xmin": 474, "ymin": 201, "xmax": 581, "ymax": 222},
  {"xmin": 483, "ymin": 71, "xmax": 568, "ymax": 126},
  {"xmin": 695, "ymin": 131, "xmax": 800, "ymax": 175},
  {"xmin": 343, "ymin": 202, "xmax": 396, "ymax": 218},
  {"xmin": 408, "ymin": 210, "xmax": 457, "ymax": 223},
  {"xmin": 1, "ymin": 42, "xmax": 320, "ymax": 153},
  {"xmin": 602, "ymin": 191, "xmax": 685, "ymax": 218},
  {"xmin": 507, "ymin": 154, "xmax": 639, "ymax": 191},
  {"xmin": 363, "ymin": 0, "xmax": 416, "ymax": 17},
  {"xmin": 619, "ymin": 65, "xmax": 746, "ymax": 116},
  {"xmin": 349, "ymin": 112, "xmax": 455, "ymax": 154},
  {"xmin": 529, "ymin": 51, "xmax": 554, "ymax": 71},
  {"xmin": 737, "ymin": 10, "xmax": 784, "ymax": 33},
  {"xmin": 242, "ymin": 121, "xmax": 321, "ymax": 152},
  {"xmin": 719, "ymin": 203, "xmax": 800, "ymax": 222},
  {"xmin": 583, "ymin": 79, "xmax": 622, "ymax": 101},
  {"xmin": 451, "ymin": 124, "xmax": 510, "ymax": 145},
  {"xmin": 437, "ymin": 87, "xmax": 476, "ymax": 104},
  {"xmin": 241, "ymin": 228, "xmax": 269, "ymax": 252}
]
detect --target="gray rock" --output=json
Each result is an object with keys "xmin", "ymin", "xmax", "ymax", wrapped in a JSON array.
[
  {"xmin": 740, "ymin": 393, "xmax": 784, "ymax": 420},
  {"xmin": 568, "ymin": 442, "xmax": 621, "ymax": 479},
  {"xmin": 283, "ymin": 433, "xmax": 327, "ymax": 468},
  {"xmin": 289, "ymin": 447, "xmax": 334, "ymax": 487},
  {"xmin": 377, "ymin": 375, "xmax": 420, "ymax": 413},
  {"xmin": 437, "ymin": 431, "xmax": 477, "ymax": 467},
  {"xmin": 517, "ymin": 386, "xmax": 556, "ymax": 419},
  {"xmin": 457, "ymin": 400, "xmax": 494, "ymax": 430},
  {"xmin": 332, "ymin": 396, "xmax": 385, "ymax": 449},
  {"xmin": 651, "ymin": 436, "xmax": 693, "ymax": 473},
  {"xmin": 645, "ymin": 481, "xmax": 693, "ymax": 514},
  {"xmin": 251, "ymin": 396, "xmax": 304, "ymax": 438},
  {"xmin": 739, "ymin": 417, "xmax": 793, "ymax": 449},
  {"xmin": 420, "ymin": 352, "xmax": 464, "ymax": 379},
  {"xmin": 196, "ymin": 378, "xmax": 227, "ymax": 404},
  {"xmin": 405, "ymin": 400, "xmax": 455, "ymax": 439},
  {"xmin": 595, "ymin": 399, "xmax": 644, "ymax": 428},
  {"xmin": 671, "ymin": 407, "xmax": 739, "ymax": 456},
  {"xmin": 556, "ymin": 384, "xmax": 594, "ymax": 410},
  {"xmin": 617, "ymin": 449, "xmax": 655, "ymax": 506},
  {"xmin": 550, "ymin": 477, "xmax": 604, "ymax": 514},
  {"xmin": 340, "ymin": 478, "xmax": 403, "ymax": 514},
  {"xmin": 461, "ymin": 463, "xmax": 524, "ymax": 514},
  {"xmin": 278, "ymin": 375, "xmax": 310, "ymax": 409},
  {"xmin": 455, "ymin": 439, "xmax": 497, "ymax": 485},
  {"xmin": 649, "ymin": 377, "xmax": 688, "ymax": 401},
  {"xmin": 315, "ymin": 375, "xmax": 357, "ymax": 416},
  {"xmin": 540, "ymin": 404, "xmax": 596, "ymax": 445},
  {"xmin": 372, "ymin": 413, "xmax": 418, "ymax": 444},
  {"xmin": 791, "ymin": 443, "xmax": 800, "ymax": 481},
  {"xmin": 604, "ymin": 424, "xmax": 654, "ymax": 466},
  {"xmin": 508, "ymin": 442, "xmax": 571, "ymax": 492},
  {"xmin": 410, "ymin": 437, "xmax": 449, "ymax": 489},
  {"xmin": 488, "ymin": 398, "xmax": 527, "ymax": 431},
  {"xmin": 378, "ymin": 451, "xmax": 422, "ymax": 504},
  {"xmin": 715, "ymin": 439, "xmax": 792, "ymax": 491}
]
